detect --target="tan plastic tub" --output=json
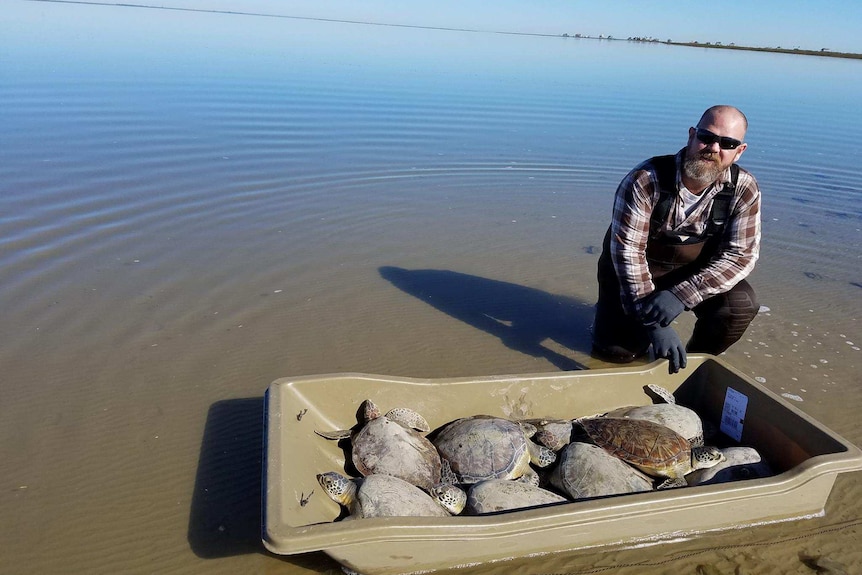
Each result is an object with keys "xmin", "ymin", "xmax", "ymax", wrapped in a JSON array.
[{"xmin": 262, "ymin": 355, "xmax": 862, "ymax": 575}]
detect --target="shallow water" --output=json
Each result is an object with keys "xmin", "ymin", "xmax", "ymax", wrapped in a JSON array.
[{"xmin": 1, "ymin": 2, "xmax": 861, "ymax": 574}]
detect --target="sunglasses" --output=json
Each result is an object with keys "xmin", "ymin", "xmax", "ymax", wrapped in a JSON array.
[{"xmin": 694, "ymin": 127, "xmax": 743, "ymax": 150}]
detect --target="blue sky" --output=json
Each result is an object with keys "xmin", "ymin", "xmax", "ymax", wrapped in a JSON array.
[
  {"xmin": 9, "ymin": 0, "xmax": 862, "ymax": 53},
  {"xmin": 272, "ymin": 0, "xmax": 861, "ymax": 53}
]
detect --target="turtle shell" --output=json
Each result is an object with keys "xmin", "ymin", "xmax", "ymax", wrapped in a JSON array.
[
  {"xmin": 433, "ymin": 416, "xmax": 530, "ymax": 484},
  {"xmin": 548, "ymin": 441, "xmax": 653, "ymax": 500},
  {"xmin": 466, "ymin": 479, "xmax": 567, "ymax": 514},
  {"xmin": 352, "ymin": 416, "xmax": 442, "ymax": 491},
  {"xmin": 354, "ymin": 475, "xmax": 452, "ymax": 518},
  {"xmin": 318, "ymin": 473, "xmax": 452, "ymax": 519},
  {"xmin": 580, "ymin": 417, "xmax": 692, "ymax": 479},
  {"xmin": 604, "ymin": 403, "xmax": 705, "ymax": 447}
]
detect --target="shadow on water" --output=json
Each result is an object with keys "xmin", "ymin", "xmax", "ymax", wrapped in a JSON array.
[
  {"xmin": 188, "ymin": 397, "xmax": 265, "ymax": 557},
  {"xmin": 188, "ymin": 397, "xmax": 337, "ymax": 571},
  {"xmin": 379, "ymin": 266, "xmax": 594, "ymax": 371}
]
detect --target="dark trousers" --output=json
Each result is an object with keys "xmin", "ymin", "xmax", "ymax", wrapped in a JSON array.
[{"xmin": 593, "ymin": 246, "xmax": 759, "ymax": 357}]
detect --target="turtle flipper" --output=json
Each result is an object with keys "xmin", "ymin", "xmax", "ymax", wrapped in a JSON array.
[
  {"xmin": 384, "ymin": 407, "xmax": 430, "ymax": 432},
  {"xmin": 315, "ymin": 429, "xmax": 353, "ymax": 440},
  {"xmin": 656, "ymin": 477, "xmax": 686, "ymax": 489},
  {"xmin": 646, "ymin": 383, "xmax": 676, "ymax": 404}
]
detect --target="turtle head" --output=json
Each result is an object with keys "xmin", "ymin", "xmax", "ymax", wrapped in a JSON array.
[
  {"xmin": 521, "ymin": 422, "xmax": 557, "ymax": 468},
  {"xmin": 429, "ymin": 483, "xmax": 466, "ymax": 515},
  {"xmin": 317, "ymin": 471, "xmax": 357, "ymax": 506},
  {"xmin": 691, "ymin": 446, "xmax": 726, "ymax": 470},
  {"xmin": 526, "ymin": 440, "xmax": 557, "ymax": 468},
  {"xmin": 360, "ymin": 399, "xmax": 382, "ymax": 422},
  {"xmin": 518, "ymin": 421, "xmax": 538, "ymax": 437}
]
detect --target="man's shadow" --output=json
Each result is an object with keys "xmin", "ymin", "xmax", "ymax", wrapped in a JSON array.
[{"xmin": 379, "ymin": 266, "xmax": 594, "ymax": 371}]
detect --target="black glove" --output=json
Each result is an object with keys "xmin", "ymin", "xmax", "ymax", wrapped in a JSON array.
[
  {"xmin": 648, "ymin": 325, "xmax": 687, "ymax": 374},
  {"xmin": 641, "ymin": 290, "xmax": 686, "ymax": 328}
]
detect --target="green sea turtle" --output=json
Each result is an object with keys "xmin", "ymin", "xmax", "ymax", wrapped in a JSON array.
[
  {"xmin": 433, "ymin": 415, "xmax": 556, "ymax": 484},
  {"xmin": 317, "ymin": 471, "xmax": 466, "ymax": 518},
  {"xmin": 465, "ymin": 478, "xmax": 568, "ymax": 514},
  {"xmin": 316, "ymin": 400, "xmax": 442, "ymax": 491},
  {"xmin": 578, "ymin": 416, "xmax": 725, "ymax": 488},
  {"xmin": 548, "ymin": 441, "xmax": 654, "ymax": 500},
  {"xmin": 526, "ymin": 384, "xmax": 706, "ymax": 453},
  {"xmin": 605, "ymin": 384, "xmax": 706, "ymax": 448}
]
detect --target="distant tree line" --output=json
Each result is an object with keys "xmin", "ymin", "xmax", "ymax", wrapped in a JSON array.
[{"xmin": 559, "ymin": 33, "xmax": 861, "ymax": 59}]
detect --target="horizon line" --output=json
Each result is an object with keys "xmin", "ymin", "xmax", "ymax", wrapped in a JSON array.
[{"xmin": 28, "ymin": 0, "xmax": 862, "ymax": 58}]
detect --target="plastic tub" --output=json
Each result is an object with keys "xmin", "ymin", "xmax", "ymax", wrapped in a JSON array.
[{"xmin": 262, "ymin": 355, "xmax": 862, "ymax": 575}]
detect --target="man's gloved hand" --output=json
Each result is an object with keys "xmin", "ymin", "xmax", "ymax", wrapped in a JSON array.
[
  {"xmin": 648, "ymin": 325, "xmax": 687, "ymax": 374},
  {"xmin": 641, "ymin": 290, "xmax": 686, "ymax": 328}
]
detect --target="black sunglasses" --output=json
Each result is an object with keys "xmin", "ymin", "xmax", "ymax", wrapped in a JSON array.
[{"xmin": 694, "ymin": 127, "xmax": 743, "ymax": 150}]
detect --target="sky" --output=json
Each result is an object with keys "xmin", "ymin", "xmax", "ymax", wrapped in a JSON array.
[
  {"xmin": 274, "ymin": 0, "xmax": 862, "ymax": 53},
  {"xmin": 10, "ymin": 0, "xmax": 862, "ymax": 53}
]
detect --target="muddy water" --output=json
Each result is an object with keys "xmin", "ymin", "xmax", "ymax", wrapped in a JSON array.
[{"xmin": 1, "ymin": 3, "xmax": 860, "ymax": 574}]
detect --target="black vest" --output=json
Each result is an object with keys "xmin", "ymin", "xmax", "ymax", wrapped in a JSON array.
[
  {"xmin": 648, "ymin": 154, "xmax": 739, "ymax": 244},
  {"xmin": 644, "ymin": 155, "xmax": 739, "ymax": 278}
]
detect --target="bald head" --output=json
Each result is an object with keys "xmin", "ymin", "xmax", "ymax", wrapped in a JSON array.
[{"xmin": 698, "ymin": 105, "xmax": 748, "ymax": 138}]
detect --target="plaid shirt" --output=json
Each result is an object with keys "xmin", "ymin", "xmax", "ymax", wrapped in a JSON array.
[{"xmin": 610, "ymin": 149, "xmax": 761, "ymax": 318}]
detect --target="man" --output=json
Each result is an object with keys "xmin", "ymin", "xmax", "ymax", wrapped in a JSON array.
[{"xmin": 592, "ymin": 105, "xmax": 761, "ymax": 373}]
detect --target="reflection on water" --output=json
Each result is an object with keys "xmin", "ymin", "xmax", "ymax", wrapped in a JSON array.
[{"xmin": 1, "ymin": 2, "xmax": 861, "ymax": 575}]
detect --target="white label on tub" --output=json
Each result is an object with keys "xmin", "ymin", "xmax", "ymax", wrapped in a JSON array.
[{"xmin": 720, "ymin": 387, "xmax": 748, "ymax": 442}]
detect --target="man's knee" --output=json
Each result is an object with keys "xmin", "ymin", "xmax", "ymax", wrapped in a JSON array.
[
  {"xmin": 725, "ymin": 281, "xmax": 759, "ymax": 327},
  {"xmin": 689, "ymin": 281, "xmax": 758, "ymax": 354}
]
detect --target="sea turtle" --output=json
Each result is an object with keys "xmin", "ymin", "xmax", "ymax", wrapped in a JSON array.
[
  {"xmin": 685, "ymin": 447, "xmax": 773, "ymax": 486},
  {"xmin": 465, "ymin": 478, "xmax": 568, "ymax": 514},
  {"xmin": 432, "ymin": 415, "xmax": 556, "ymax": 484},
  {"xmin": 604, "ymin": 386, "xmax": 706, "ymax": 447},
  {"xmin": 317, "ymin": 471, "xmax": 466, "ymax": 518},
  {"xmin": 578, "ymin": 416, "xmax": 726, "ymax": 488},
  {"xmin": 316, "ymin": 400, "xmax": 443, "ymax": 491},
  {"xmin": 548, "ymin": 441, "xmax": 653, "ymax": 500},
  {"xmin": 526, "ymin": 385, "xmax": 706, "ymax": 452}
]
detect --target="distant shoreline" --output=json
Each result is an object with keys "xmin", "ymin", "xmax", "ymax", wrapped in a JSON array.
[
  {"xmin": 670, "ymin": 42, "xmax": 862, "ymax": 60},
  {"xmin": 565, "ymin": 35, "xmax": 862, "ymax": 60}
]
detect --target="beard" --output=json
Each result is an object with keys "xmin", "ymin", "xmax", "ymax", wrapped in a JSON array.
[{"xmin": 683, "ymin": 152, "xmax": 725, "ymax": 185}]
